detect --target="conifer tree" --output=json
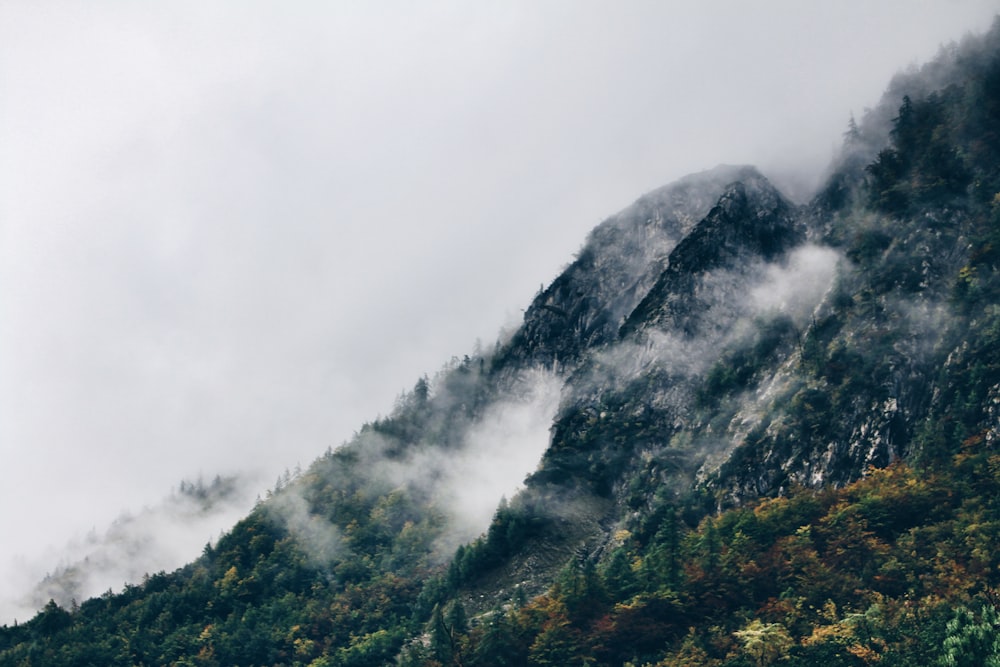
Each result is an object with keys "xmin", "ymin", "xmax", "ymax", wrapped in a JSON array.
[
  {"xmin": 940, "ymin": 605, "xmax": 1000, "ymax": 667},
  {"xmin": 428, "ymin": 603, "xmax": 453, "ymax": 665}
]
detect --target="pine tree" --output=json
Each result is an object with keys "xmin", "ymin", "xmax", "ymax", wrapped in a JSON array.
[
  {"xmin": 940, "ymin": 605, "xmax": 1000, "ymax": 667},
  {"xmin": 446, "ymin": 600, "xmax": 468, "ymax": 636},
  {"xmin": 473, "ymin": 607, "xmax": 520, "ymax": 667},
  {"xmin": 528, "ymin": 601, "xmax": 589, "ymax": 666},
  {"xmin": 428, "ymin": 603, "xmax": 453, "ymax": 665}
]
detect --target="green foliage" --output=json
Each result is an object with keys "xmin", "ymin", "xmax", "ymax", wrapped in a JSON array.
[
  {"xmin": 417, "ymin": 458, "xmax": 1000, "ymax": 667},
  {"xmin": 526, "ymin": 600, "xmax": 592, "ymax": 666},
  {"xmin": 866, "ymin": 90, "xmax": 973, "ymax": 216},
  {"xmin": 470, "ymin": 607, "xmax": 524, "ymax": 666},
  {"xmin": 939, "ymin": 604, "xmax": 1000, "ymax": 667},
  {"xmin": 428, "ymin": 603, "xmax": 453, "ymax": 665},
  {"xmin": 699, "ymin": 315, "xmax": 799, "ymax": 405}
]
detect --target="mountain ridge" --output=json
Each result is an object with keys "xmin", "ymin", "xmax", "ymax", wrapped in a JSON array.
[{"xmin": 4, "ymin": 16, "xmax": 1000, "ymax": 667}]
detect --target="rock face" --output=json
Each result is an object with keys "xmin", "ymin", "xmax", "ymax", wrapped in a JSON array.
[
  {"xmin": 498, "ymin": 164, "xmax": 768, "ymax": 369},
  {"xmin": 511, "ymin": 19, "xmax": 1000, "ymax": 538},
  {"xmin": 621, "ymin": 170, "xmax": 803, "ymax": 338},
  {"xmin": 523, "ymin": 169, "xmax": 805, "ymax": 493}
]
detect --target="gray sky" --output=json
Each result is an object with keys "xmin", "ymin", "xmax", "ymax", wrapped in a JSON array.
[{"xmin": 1, "ymin": 1, "xmax": 998, "ymax": 620}]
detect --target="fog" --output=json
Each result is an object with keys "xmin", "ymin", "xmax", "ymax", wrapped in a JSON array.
[
  {"xmin": 750, "ymin": 245, "xmax": 842, "ymax": 325},
  {"xmin": 402, "ymin": 368, "xmax": 563, "ymax": 554},
  {"xmin": 18, "ymin": 475, "xmax": 257, "ymax": 614},
  {"xmin": 1, "ymin": 1, "xmax": 998, "ymax": 622}
]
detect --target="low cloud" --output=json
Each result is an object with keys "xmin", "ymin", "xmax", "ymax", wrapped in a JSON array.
[
  {"xmin": 3, "ymin": 475, "xmax": 257, "ymax": 622},
  {"xmin": 265, "ymin": 489, "xmax": 347, "ymax": 566},
  {"xmin": 442, "ymin": 369, "xmax": 564, "ymax": 545},
  {"xmin": 570, "ymin": 244, "xmax": 840, "ymax": 407},
  {"xmin": 750, "ymin": 244, "xmax": 841, "ymax": 325},
  {"xmin": 375, "ymin": 368, "xmax": 564, "ymax": 555}
]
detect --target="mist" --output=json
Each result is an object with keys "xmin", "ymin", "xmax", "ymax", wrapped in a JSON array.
[
  {"xmin": 414, "ymin": 368, "xmax": 563, "ymax": 553},
  {"xmin": 6, "ymin": 475, "xmax": 258, "ymax": 621},
  {"xmin": 2, "ymin": 1, "xmax": 999, "ymax": 622},
  {"xmin": 750, "ymin": 245, "xmax": 842, "ymax": 325}
]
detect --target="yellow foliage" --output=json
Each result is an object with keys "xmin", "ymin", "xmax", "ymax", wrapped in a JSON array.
[
  {"xmin": 734, "ymin": 619, "xmax": 793, "ymax": 666},
  {"xmin": 847, "ymin": 643, "xmax": 883, "ymax": 663},
  {"xmin": 294, "ymin": 637, "xmax": 316, "ymax": 658},
  {"xmin": 218, "ymin": 566, "xmax": 239, "ymax": 591}
]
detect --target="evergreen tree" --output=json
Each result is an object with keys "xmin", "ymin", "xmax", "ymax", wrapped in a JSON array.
[
  {"xmin": 643, "ymin": 506, "xmax": 681, "ymax": 589},
  {"xmin": 527, "ymin": 601, "xmax": 589, "ymax": 666},
  {"xmin": 940, "ymin": 605, "xmax": 1000, "ymax": 667},
  {"xmin": 445, "ymin": 600, "xmax": 468, "ymax": 636},
  {"xmin": 428, "ymin": 603, "xmax": 453, "ymax": 665},
  {"xmin": 601, "ymin": 547, "xmax": 639, "ymax": 601},
  {"xmin": 473, "ymin": 607, "xmax": 521, "ymax": 667}
]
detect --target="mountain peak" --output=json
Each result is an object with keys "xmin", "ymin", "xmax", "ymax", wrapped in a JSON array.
[
  {"xmin": 495, "ymin": 165, "xmax": 777, "ymax": 370},
  {"xmin": 620, "ymin": 169, "xmax": 802, "ymax": 337}
]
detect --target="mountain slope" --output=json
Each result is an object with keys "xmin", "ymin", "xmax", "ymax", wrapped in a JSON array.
[
  {"xmin": 4, "ymin": 16, "xmax": 1000, "ymax": 667},
  {"xmin": 498, "ymin": 164, "xmax": 768, "ymax": 368}
]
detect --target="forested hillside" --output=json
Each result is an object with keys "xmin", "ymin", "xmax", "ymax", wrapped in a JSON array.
[{"xmin": 3, "ymin": 16, "xmax": 1000, "ymax": 667}]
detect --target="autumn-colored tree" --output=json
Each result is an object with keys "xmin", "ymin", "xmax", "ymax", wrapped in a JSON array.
[
  {"xmin": 733, "ymin": 619, "xmax": 793, "ymax": 667},
  {"xmin": 527, "ymin": 601, "xmax": 591, "ymax": 666}
]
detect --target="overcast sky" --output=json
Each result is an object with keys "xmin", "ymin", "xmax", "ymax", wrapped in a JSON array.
[{"xmin": 2, "ymin": 1, "xmax": 998, "ymax": 621}]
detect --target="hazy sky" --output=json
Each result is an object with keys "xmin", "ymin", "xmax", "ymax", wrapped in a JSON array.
[{"xmin": 2, "ymin": 1, "xmax": 998, "ymax": 621}]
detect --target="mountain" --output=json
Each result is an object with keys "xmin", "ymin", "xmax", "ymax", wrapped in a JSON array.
[{"xmin": 4, "ymin": 16, "xmax": 1000, "ymax": 667}]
